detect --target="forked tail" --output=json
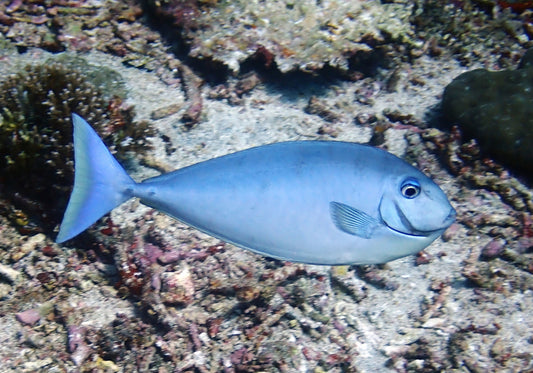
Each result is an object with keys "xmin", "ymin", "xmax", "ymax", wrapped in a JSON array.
[{"xmin": 56, "ymin": 114, "xmax": 136, "ymax": 243}]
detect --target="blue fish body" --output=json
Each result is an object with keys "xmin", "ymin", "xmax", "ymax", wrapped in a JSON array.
[{"xmin": 57, "ymin": 115, "xmax": 456, "ymax": 265}]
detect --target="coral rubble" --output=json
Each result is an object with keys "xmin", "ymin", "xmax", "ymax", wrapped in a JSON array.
[{"xmin": 142, "ymin": 0, "xmax": 415, "ymax": 74}]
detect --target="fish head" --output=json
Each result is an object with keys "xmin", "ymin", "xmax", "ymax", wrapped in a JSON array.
[{"xmin": 379, "ymin": 173, "xmax": 456, "ymax": 237}]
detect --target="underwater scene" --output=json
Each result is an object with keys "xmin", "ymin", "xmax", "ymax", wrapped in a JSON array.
[{"xmin": 0, "ymin": 0, "xmax": 531, "ymax": 371}]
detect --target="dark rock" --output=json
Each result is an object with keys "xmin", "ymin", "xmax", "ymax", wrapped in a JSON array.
[{"xmin": 441, "ymin": 50, "xmax": 533, "ymax": 177}]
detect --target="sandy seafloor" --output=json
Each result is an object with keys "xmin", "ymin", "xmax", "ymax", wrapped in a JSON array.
[{"xmin": 0, "ymin": 1, "xmax": 532, "ymax": 372}]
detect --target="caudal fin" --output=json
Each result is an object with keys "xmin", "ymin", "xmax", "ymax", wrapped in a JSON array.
[{"xmin": 56, "ymin": 114, "xmax": 135, "ymax": 243}]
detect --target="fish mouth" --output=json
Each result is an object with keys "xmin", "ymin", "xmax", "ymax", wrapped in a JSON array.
[
  {"xmin": 386, "ymin": 206, "xmax": 456, "ymax": 238},
  {"xmin": 443, "ymin": 207, "xmax": 457, "ymax": 226}
]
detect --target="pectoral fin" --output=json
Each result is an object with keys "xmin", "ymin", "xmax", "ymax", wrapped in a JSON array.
[{"xmin": 330, "ymin": 201, "xmax": 381, "ymax": 239}]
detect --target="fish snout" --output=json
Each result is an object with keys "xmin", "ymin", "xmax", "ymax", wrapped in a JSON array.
[{"xmin": 443, "ymin": 207, "xmax": 456, "ymax": 227}]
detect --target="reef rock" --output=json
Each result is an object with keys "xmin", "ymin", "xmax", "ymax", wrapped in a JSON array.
[
  {"xmin": 144, "ymin": 0, "xmax": 415, "ymax": 74},
  {"xmin": 441, "ymin": 49, "xmax": 533, "ymax": 177}
]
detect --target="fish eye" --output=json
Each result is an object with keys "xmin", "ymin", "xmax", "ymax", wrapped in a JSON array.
[{"xmin": 400, "ymin": 178, "xmax": 421, "ymax": 199}]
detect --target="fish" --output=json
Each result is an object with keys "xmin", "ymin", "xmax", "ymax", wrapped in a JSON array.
[{"xmin": 56, "ymin": 114, "xmax": 456, "ymax": 265}]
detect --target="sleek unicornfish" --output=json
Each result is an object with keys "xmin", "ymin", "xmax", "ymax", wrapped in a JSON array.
[{"xmin": 56, "ymin": 114, "xmax": 456, "ymax": 265}]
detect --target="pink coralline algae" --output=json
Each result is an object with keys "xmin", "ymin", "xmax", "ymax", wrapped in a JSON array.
[{"xmin": 15, "ymin": 308, "xmax": 41, "ymax": 326}]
